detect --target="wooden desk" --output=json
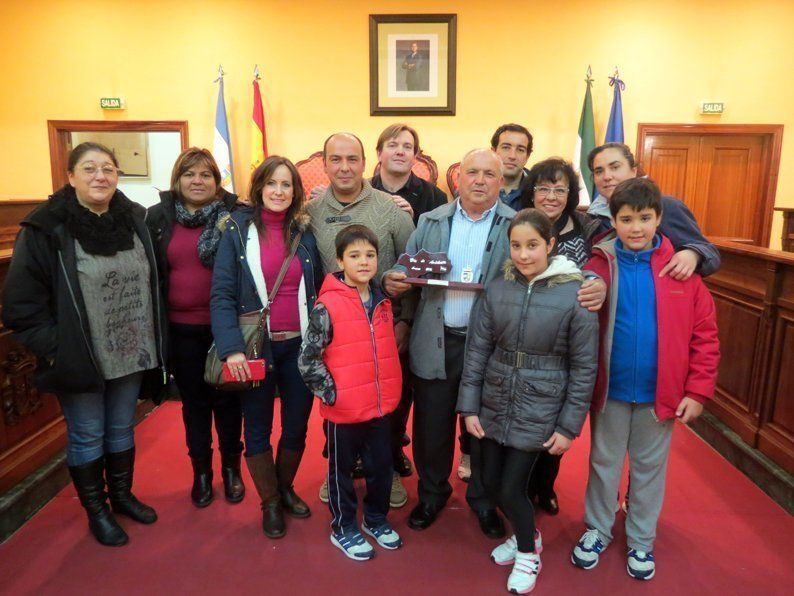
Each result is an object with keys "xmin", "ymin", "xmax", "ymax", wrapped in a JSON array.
[
  {"xmin": 774, "ymin": 207, "xmax": 794, "ymax": 252},
  {"xmin": 705, "ymin": 238, "xmax": 794, "ymax": 473}
]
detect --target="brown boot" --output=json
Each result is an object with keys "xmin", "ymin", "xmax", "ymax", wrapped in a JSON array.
[
  {"xmin": 276, "ymin": 448, "xmax": 311, "ymax": 519},
  {"xmin": 245, "ymin": 451, "xmax": 285, "ymax": 538}
]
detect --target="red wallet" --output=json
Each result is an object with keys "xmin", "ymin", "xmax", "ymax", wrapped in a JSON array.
[{"xmin": 221, "ymin": 359, "xmax": 267, "ymax": 383}]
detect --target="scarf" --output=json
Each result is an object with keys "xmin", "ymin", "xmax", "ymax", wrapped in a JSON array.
[
  {"xmin": 174, "ymin": 199, "xmax": 229, "ymax": 267},
  {"xmin": 53, "ymin": 185, "xmax": 135, "ymax": 256}
]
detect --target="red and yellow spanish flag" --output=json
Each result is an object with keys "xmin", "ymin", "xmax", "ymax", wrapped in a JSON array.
[{"xmin": 251, "ymin": 66, "xmax": 268, "ymax": 169}]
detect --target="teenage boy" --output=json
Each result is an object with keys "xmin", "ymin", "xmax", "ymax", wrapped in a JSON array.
[
  {"xmin": 298, "ymin": 225, "xmax": 403, "ymax": 561},
  {"xmin": 572, "ymin": 177, "xmax": 720, "ymax": 580}
]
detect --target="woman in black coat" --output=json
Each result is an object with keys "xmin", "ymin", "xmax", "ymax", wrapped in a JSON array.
[
  {"xmin": 2, "ymin": 142, "xmax": 167, "ymax": 547},
  {"xmin": 146, "ymin": 147, "xmax": 245, "ymax": 508}
]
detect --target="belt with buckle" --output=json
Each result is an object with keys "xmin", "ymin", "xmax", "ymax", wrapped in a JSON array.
[
  {"xmin": 494, "ymin": 347, "xmax": 567, "ymax": 370},
  {"xmin": 269, "ymin": 331, "xmax": 302, "ymax": 342}
]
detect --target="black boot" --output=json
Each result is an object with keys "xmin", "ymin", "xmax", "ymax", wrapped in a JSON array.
[
  {"xmin": 220, "ymin": 452, "xmax": 245, "ymax": 503},
  {"xmin": 191, "ymin": 455, "xmax": 214, "ymax": 508},
  {"xmin": 276, "ymin": 448, "xmax": 311, "ymax": 518},
  {"xmin": 69, "ymin": 457, "xmax": 128, "ymax": 546},
  {"xmin": 105, "ymin": 448, "xmax": 158, "ymax": 524},
  {"xmin": 246, "ymin": 451, "xmax": 285, "ymax": 538}
]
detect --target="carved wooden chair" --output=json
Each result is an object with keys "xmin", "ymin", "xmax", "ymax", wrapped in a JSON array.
[
  {"xmin": 446, "ymin": 162, "xmax": 461, "ymax": 195},
  {"xmin": 373, "ymin": 151, "xmax": 439, "ymax": 185},
  {"xmin": 295, "ymin": 151, "xmax": 329, "ymax": 197}
]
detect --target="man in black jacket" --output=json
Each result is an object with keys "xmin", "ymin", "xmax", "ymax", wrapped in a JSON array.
[{"xmin": 370, "ymin": 123, "xmax": 448, "ymax": 507}]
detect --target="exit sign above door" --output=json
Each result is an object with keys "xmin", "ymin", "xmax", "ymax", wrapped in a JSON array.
[
  {"xmin": 700, "ymin": 102, "xmax": 724, "ymax": 114},
  {"xmin": 100, "ymin": 97, "xmax": 126, "ymax": 110}
]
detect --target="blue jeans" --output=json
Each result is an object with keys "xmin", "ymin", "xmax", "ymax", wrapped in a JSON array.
[
  {"xmin": 239, "ymin": 337, "xmax": 314, "ymax": 456},
  {"xmin": 57, "ymin": 372, "xmax": 144, "ymax": 466}
]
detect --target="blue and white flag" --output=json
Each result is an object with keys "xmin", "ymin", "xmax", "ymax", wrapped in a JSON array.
[
  {"xmin": 605, "ymin": 72, "xmax": 625, "ymax": 143},
  {"xmin": 213, "ymin": 66, "xmax": 235, "ymax": 192}
]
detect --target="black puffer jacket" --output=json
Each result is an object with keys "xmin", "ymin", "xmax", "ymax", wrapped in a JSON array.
[
  {"xmin": 457, "ymin": 257, "xmax": 599, "ymax": 451},
  {"xmin": 1, "ymin": 185, "xmax": 168, "ymax": 396}
]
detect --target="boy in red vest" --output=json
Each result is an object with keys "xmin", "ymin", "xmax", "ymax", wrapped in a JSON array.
[
  {"xmin": 571, "ymin": 178, "xmax": 720, "ymax": 580},
  {"xmin": 298, "ymin": 224, "xmax": 403, "ymax": 560}
]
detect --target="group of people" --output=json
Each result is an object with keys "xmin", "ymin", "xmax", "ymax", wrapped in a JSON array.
[{"xmin": 2, "ymin": 121, "xmax": 720, "ymax": 594}]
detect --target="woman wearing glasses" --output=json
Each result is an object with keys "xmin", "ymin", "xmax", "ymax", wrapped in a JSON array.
[
  {"xmin": 518, "ymin": 158, "xmax": 600, "ymax": 517},
  {"xmin": 2, "ymin": 142, "xmax": 166, "ymax": 547},
  {"xmin": 520, "ymin": 158, "xmax": 600, "ymax": 269}
]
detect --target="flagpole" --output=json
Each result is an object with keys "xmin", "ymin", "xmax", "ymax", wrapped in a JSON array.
[
  {"xmin": 212, "ymin": 65, "xmax": 235, "ymax": 192},
  {"xmin": 251, "ymin": 64, "xmax": 268, "ymax": 168}
]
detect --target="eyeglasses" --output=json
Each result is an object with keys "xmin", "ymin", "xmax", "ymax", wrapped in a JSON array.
[
  {"xmin": 77, "ymin": 165, "xmax": 119, "ymax": 177},
  {"xmin": 534, "ymin": 186, "xmax": 569, "ymax": 198}
]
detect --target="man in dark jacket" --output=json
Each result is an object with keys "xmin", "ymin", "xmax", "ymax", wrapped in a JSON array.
[
  {"xmin": 491, "ymin": 123, "xmax": 534, "ymax": 211},
  {"xmin": 370, "ymin": 124, "xmax": 449, "ymax": 485}
]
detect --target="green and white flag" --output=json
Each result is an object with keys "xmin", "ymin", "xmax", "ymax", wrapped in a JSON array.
[{"xmin": 574, "ymin": 66, "xmax": 596, "ymax": 206}]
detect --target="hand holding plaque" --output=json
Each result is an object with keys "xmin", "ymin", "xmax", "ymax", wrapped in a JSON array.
[{"xmin": 396, "ymin": 250, "xmax": 484, "ymax": 291}]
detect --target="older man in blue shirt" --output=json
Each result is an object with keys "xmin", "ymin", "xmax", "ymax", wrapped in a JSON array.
[{"xmin": 385, "ymin": 149, "xmax": 513, "ymax": 536}]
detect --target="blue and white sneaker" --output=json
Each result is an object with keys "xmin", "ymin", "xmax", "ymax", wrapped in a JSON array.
[
  {"xmin": 571, "ymin": 528, "xmax": 606, "ymax": 569},
  {"xmin": 330, "ymin": 529, "xmax": 375, "ymax": 561},
  {"xmin": 627, "ymin": 549, "xmax": 655, "ymax": 580},
  {"xmin": 363, "ymin": 521, "xmax": 403, "ymax": 550}
]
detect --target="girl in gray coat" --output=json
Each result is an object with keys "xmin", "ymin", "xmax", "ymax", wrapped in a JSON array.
[{"xmin": 457, "ymin": 209, "xmax": 598, "ymax": 594}]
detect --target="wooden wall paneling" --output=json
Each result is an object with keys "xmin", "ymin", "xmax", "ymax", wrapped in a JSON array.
[
  {"xmin": 757, "ymin": 310, "xmax": 794, "ymax": 472},
  {"xmin": 708, "ymin": 289, "xmax": 764, "ymax": 443},
  {"xmin": 0, "ymin": 252, "xmax": 67, "ymax": 494}
]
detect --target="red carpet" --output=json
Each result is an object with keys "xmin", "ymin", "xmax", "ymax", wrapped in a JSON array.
[{"xmin": 1, "ymin": 402, "xmax": 792, "ymax": 595}]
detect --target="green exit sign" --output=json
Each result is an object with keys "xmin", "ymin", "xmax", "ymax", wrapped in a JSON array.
[
  {"xmin": 100, "ymin": 97, "xmax": 125, "ymax": 109},
  {"xmin": 700, "ymin": 102, "xmax": 724, "ymax": 114}
]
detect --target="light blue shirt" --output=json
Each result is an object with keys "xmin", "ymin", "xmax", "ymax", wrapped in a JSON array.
[{"xmin": 443, "ymin": 200, "xmax": 497, "ymax": 328}]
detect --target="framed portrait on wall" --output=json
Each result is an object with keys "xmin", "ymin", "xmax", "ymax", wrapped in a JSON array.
[{"xmin": 369, "ymin": 14, "xmax": 457, "ymax": 116}]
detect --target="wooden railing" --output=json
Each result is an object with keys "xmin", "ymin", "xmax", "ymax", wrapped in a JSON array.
[{"xmin": 705, "ymin": 238, "xmax": 794, "ymax": 473}]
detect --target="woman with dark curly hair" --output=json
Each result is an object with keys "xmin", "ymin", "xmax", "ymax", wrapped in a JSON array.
[{"xmin": 519, "ymin": 157, "xmax": 601, "ymax": 268}]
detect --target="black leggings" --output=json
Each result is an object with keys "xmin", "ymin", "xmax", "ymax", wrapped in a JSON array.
[
  {"xmin": 481, "ymin": 438, "xmax": 541, "ymax": 552},
  {"xmin": 527, "ymin": 452, "xmax": 562, "ymax": 500}
]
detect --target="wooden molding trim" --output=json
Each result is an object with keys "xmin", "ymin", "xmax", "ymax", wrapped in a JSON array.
[{"xmin": 47, "ymin": 120, "xmax": 189, "ymax": 192}]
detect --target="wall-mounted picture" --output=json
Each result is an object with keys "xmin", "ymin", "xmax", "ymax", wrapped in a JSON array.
[{"xmin": 369, "ymin": 14, "xmax": 457, "ymax": 116}]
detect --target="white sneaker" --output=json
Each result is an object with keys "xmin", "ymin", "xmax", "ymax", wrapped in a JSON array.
[
  {"xmin": 571, "ymin": 528, "xmax": 606, "ymax": 570},
  {"xmin": 507, "ymin": 551, "xmax": 541, "ymax": 594},
  {"xmin": 457, "ymin": 454, "xmax": 471, "ymax": 481},
  {"xmin": 319, "ymin": 478, "xmax": 329, "ymax": 504},
  {"xmin": 627, "ymin": 549, "xmax": 655, "ymax": 580},
  {"xmin": 490, "ymin": 530, "xmax": 543, "ymax": 565}
]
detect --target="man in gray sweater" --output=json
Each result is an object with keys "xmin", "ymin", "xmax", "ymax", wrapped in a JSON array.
[{"xmin": 306, "ymin": 132, "xmax": 415, "ymax": 507}]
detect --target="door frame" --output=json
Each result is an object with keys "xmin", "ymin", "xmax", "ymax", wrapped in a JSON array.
[
  {"xmin": 47, "ymin": 120, "xmax": 189, "ymax": 192},
  {"xmin": 636, "ymin": 123, "xmax": 784, "ymax": 247}
]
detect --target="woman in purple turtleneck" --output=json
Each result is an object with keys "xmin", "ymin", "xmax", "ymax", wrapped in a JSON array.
[{"xmin": 210, "ymin": 156, "xmax": 323, "ymax": 538}]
